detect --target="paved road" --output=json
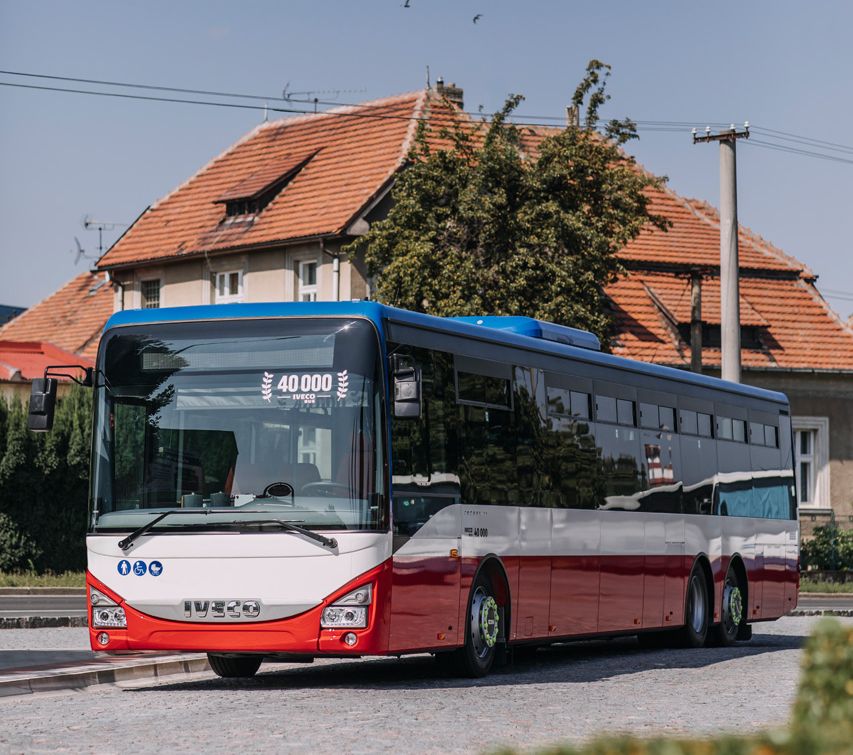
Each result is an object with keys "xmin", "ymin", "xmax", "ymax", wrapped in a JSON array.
[
  {"xmin": 796, "ymin": 593, "xmax": 853, "ymax": 610},
  {"xmin": 0, "ymin": 595, "xmax": 86, "ymax": 619},
  {"xmin": 1, "ymin": 615, "xmax": 847, "ymax": 753}
]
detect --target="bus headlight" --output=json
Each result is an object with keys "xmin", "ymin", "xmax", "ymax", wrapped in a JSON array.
[
  {"xmin": 321, "ymin": 584, "xmax": 372, "ymax": 628},
  {"xmin": 92, "ymin": 606, "xmax": 126, "ymax": 628},
  {"xmin": 321, "ymin": 606, "xmax": 367, "ymax": 628}
]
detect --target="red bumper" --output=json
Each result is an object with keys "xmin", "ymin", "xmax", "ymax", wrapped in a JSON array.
[{"xmin": 87, "ymin": 560, "xmax": 393, "ymax": 656}]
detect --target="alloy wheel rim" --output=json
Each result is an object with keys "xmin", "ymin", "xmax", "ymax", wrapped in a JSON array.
[
  {"xmin": 723, "ymin": 580, "xmax": 743, "ymax": 633},
  {"xmin": 469, "ymin": 587, "xmax": 499, "ymax": 658}
]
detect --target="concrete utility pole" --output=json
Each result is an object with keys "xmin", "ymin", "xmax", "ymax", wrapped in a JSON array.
[{"xmin": 693, "ymin": 124, "xmax": 750, "ymax": 383}]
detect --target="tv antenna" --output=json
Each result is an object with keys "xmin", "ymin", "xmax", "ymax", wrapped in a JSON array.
[
  {"xmin": 282, "ymin": 82, "xmax": 367, "ymax": 112},
  {"xmin": 82, "ymin": 215, "xmax": 129, "ymax": 256},
  {"xmin": 70, "ymin": 236, "xmax": 97, "ymax": 266}
]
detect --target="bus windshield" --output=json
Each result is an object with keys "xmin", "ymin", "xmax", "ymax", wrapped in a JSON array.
[{"xmin": 90, "ymin": 317, "xmax": 385, "ymax": 533}]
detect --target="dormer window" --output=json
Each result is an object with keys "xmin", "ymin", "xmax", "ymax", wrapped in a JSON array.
[{"xmin": 214, "ymin": 150, "xmax": 318, "ymax": 222}]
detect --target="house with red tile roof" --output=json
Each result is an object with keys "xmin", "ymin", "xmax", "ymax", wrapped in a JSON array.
[
  {"xmin": 0, "ymin": 340, "xmax": 94, "ymax": 402},
  {"xmin": 5, "ymin": 82, "xmax": 852, "ymax": 528}
]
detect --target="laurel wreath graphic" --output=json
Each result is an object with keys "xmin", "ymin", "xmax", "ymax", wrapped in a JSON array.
[
  {"xmin": 336, "ymin": 369, "xmax": 349, "ymax": 400},
  {"xmin": 261, "ymin": 371, "xmax": 274, "ymax": 402}
]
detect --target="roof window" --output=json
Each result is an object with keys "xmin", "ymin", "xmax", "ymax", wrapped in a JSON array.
[{"xmin": 214, "ymin": 150, "xmax": 318, "ymax": 221}]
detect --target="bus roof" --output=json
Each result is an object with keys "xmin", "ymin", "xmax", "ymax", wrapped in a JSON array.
[{"xmin": 103, "ymin": 301, "xmax": 788, "ymax": 406}]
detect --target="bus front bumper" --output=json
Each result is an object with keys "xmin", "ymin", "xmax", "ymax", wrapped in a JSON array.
[{"xmin": 85, "ymin": 561, "xmax": 392, "ymax": 657}]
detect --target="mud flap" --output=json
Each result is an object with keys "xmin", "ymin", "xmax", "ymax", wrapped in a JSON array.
[{"xmin": 737, "ymin": 623, "xmax": 753, "ymax": 641}]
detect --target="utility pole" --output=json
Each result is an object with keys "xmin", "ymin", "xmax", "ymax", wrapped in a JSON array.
[{"xmin": 693, "ymin": 124, "xmax": 750, "ymax": 383}]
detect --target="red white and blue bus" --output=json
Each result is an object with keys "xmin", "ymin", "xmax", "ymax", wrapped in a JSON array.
[{"xmin": 29, "ymin": 302, "xmax": 799, "ymax": 678}]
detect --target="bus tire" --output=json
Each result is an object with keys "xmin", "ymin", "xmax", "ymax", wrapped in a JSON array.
[
  {"xmin": 207, "ymin": 653, "xmax": 262, "ymax": 678},
  {"xmin": 711, "ymin": 564, "xmax": 746, "ymax": 646},
  {"xmin": 680, "ymin": 564, "xmax": 710, "ymax": 648},
  {"xmin": 449, "ymin": 572, "xmax": 501, "ymax": 678}
]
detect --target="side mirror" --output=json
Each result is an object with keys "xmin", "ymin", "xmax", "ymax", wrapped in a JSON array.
[
  {"xmin": 392, "ymin": 357, "xmax": 422, "ymax": 419},
  {"xmin": 28, "ymin": 378, "xmax": 58, "ymax": 432}
]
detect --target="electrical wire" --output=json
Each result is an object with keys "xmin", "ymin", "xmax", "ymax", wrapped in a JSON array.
[{"xmin": 2, "ymin": 69, "xmax": 853, "ymax": 167}]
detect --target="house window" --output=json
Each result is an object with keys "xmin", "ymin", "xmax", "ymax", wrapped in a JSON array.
[
  {"xmin": 140, "ymin": 279, "xmax": 160, "ymax": 309},
  {"xmin": 298, "ymin": 261, "xmax": 318, "ymax": 302},
  {"xmin": 215, "ymin": 271, "xmax": 244, "ymax": 303},
  {"xmin": 792, "ymin": 416, "xmax": 830, "ymax": 508}
]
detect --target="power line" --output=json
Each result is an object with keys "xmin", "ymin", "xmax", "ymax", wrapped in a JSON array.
[
  {"xmin": 3, "ymin": 69, "xmax": 853, "ymax": 167},
  {"xmin": 743, "ymin": 138, "xmax": 853, "ymax": 166}
]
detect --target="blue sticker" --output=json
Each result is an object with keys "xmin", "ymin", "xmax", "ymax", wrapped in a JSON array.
[
  {"xmin": 117, "ymin": 559, "xmax": 131, "ymax": 576},
  {"xmin": 133, "ymin": 560, "xmax": 147, "ymax": 576},
  {"xmin": 148, "ymin": 560, "xmax": 163, "ymax": 577}
]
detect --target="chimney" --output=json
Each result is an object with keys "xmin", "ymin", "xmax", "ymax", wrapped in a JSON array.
[{"xmin": 435, "ymin": 77, "xmax": 464, "ymax": 110}]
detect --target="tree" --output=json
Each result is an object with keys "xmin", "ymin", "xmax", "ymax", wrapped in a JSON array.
[{"xmin": 347, "ymin": 60, "xmax": 669, "ymax": 344}]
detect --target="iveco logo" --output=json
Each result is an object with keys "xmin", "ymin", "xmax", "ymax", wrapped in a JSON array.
[{"xmin": 183, "ymin": 600, "xmax": 261, "ymax": 619}]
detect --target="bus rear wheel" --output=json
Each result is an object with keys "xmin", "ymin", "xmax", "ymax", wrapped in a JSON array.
[
  {"xmin": 443, "ymin": 572, "xmax": 501, "ymax": 678},
  {"xmin": 207, "ymin": 653, "xmax": 262, "ymax": 678},
  {"xmin": 680, "ymin": 565, "xmax": 710, "ymax": 648},
  {"xmin": 712, "ymin": 566, "xmax": 746, "ymax": 646}
]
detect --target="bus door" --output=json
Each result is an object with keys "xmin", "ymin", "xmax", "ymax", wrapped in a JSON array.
[{"xmin": 390, "ymin": 492, "xmax": 462, "ymax": 651}]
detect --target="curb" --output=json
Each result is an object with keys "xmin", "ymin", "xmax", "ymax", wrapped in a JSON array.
[
  {"xmin": 0, "ymin": 588, "xmax": 85, "ymax": 596},
  {"xmin": 0, "ymin": 616, "xmax": 88, "ymax": 630},
  {"xmin": 789, "ymin": 609, "xmax": 853, "ymax": 617},
  {"xmin": 0, "ymin": 655, "xmax": 210, "ymax": 697}
]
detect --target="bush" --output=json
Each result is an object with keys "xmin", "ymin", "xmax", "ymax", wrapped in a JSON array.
[
  {"xmin": 0, "ymin": 386, "xmax": 91, "ymax": 572},
  {"xmin": 0, "ymin": 512, "xmax": 42, "ymax": 571},
  {"xmin": 800, "ymin": 523, "xmax": 853, "ymax": 571},
  {"xmin": 791, "ymin": 618, "xmax": 853, "ymax": 752}
]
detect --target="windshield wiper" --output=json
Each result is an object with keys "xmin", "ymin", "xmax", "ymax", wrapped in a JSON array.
[
  {"xmin": 233, "ymin": 519, "xmax": 338, "ymax": 550},
  {"xmin": 116, "ymin": 509, "xmax": 338, "ymax": 551},
  {"xmin": 118, "ymin": 510, "xmax": 186, "ymax": 551}
]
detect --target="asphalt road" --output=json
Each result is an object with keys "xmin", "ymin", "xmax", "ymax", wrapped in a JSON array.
[
  {"xmin": 1, "ymin": 615, "xmax": 848, "ymax": 753},
  {"xmin": 796, "ymin": 593, "xmax": 853, "ymax": 609},
  {"xmin": 0, "ymin": 595, "xmax": 86, "ymax": 619}
]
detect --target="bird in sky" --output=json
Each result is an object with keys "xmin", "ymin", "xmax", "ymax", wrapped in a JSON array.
[
  {"xmin": 473, "ymin": 13, "xmax": 482, "ymax": 23},
  {"xmin": 403, "ymin": 0, "xmax": 411, "ymax": 7}
]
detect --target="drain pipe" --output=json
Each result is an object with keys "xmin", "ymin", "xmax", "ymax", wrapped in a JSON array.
[{"xmin": 321, "ymin": 239, "xmax": 340, "ymax": 302}]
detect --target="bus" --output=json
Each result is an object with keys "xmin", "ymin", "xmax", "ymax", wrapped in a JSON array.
[{"xmin": 29, "ymin": 301, "xmax": 799, "ymax": 678}]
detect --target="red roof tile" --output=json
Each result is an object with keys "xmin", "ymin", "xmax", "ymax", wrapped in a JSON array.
[
  {"xmin": 0, "ymin": 341, "xmax": 93, "ymax": 382},
  {"xmin": 97, "ymin": 92, "xmax": 440, "ymax": 268},
  {"xmin": 606, "ymin": 272, "xmax": 853, "ymax": 371},
  {"xmin": 0, "ymin": 271, "xmax": 114, "ymax": 360}
]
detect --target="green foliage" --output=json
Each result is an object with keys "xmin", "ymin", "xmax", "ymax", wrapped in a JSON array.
[
  {"xmin": 0, "ymin": 570, "xmax": 85, "ymax": 587},
  {"xmin": 800, "ymin": 523, "xmax": 853, "ymax": 571},
  {"xmin": 798, "ymin": 578, "xmax": 853, "ymax": 594},
  {"xmin": 0, "ymin": 386, "xmax": 92, "ymax": 572},
  {"xmin": 791, "ymin": 618, "xmax": 853, "ymax": 750},
  {"xmin": 347, "ymin": 60, "xmax": 668, "ymax": 344},
  {"xmin": 0, "ymin": 512, "xmax": 42, "ymax": 571}
]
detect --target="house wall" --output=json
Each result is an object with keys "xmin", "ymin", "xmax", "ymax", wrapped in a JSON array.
[
  {"xmin": 1, "ymin": 380, "xmax": 75, "ymax": 405},
  {"xmin": 112, "ymin": 240, "xmax": 367, "ymax": 311},
  {"xmin": 745, "ymin": 371, "xmax": 853, "ymax": 532}
]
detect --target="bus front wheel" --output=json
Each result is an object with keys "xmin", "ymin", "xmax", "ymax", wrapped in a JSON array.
[
  {"xmin": 443, "ymin": 572, "xmax": 501, "ymax": 678},
  {"xmin": 207, "ymin": 653, "xmax": 262, "ymax": 678}
]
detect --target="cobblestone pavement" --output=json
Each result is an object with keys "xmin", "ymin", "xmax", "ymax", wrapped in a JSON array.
[{"xmin": 1, "ymin": 616, "xmax": 846, "ymax": 754}]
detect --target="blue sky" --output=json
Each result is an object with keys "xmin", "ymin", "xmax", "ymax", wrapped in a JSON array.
[{"xmin": 2, "ymin": 1, "xmax": 852, "ymax": 316}]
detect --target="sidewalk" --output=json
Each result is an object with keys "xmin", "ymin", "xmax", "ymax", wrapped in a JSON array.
[{"xmin": 0, "ymin": 628, "xmax": 209, "ymax": 697}]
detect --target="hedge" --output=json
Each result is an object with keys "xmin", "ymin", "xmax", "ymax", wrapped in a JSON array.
[{"xmin": 0, "ymin": 386, "xmax": 91, "ymax": 572}]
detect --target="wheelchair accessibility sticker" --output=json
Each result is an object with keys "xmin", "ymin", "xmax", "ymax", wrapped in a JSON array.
[{"xmin": 118, "ymin": 559, "xmax": 164, "ymax": 577}]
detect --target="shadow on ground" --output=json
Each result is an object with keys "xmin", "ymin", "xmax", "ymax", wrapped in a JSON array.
[{"xmin": 130, "ymin": 629, "xmax": 804, "ymax": 694}]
